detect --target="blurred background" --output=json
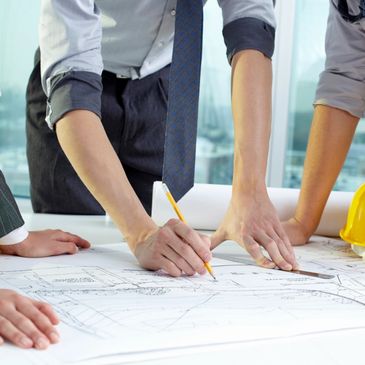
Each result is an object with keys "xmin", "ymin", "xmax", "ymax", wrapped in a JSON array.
[{"xmin": 1, "ymin": 0, "xmax": 364, "ymax": 199}]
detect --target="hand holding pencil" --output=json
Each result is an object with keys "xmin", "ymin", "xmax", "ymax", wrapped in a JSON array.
[
  {"xmin": 133, "ymin": 185, "xmax": 213, "ymax": 278},
  {"xmin": 162, "ymin": 183, "xmax": 216, "ymax": 280}
]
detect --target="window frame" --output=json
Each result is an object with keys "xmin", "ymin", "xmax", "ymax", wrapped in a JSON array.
[{"xmin": 268, "ymin": 0, "xmax": 296, "ymax": 187}]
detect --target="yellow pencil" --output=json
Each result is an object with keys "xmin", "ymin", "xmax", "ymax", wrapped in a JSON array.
[{"xmin": 162, "ymin": 183, "xmax": 216, "ymax": 280}]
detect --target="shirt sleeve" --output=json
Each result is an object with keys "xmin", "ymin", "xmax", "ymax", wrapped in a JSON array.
[
  {"xmin": 314, "ymin": 1, "xmax": 365, "ymax": 118},
  {"xmin": 40, "ymin": 0, "xmax": 104, "ymax": 128},
  {"xmin": 217, "ymin": 0, "xmax": 276, "ymax": 63},
  {"xmin": 0, "ymin": 225, "xmax": 29, "ymax": 246}
]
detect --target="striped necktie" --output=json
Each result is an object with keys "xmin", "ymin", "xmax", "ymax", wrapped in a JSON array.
[{"xmin": 162, "ymin": 0, "xmax": 204, "ymax": 201}]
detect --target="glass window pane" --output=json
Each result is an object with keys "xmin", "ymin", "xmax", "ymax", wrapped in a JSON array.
[
  {"xmin": 284, "ymin": 0, "xmax": 365, "ymax": 192},
  {"xmin": 0, "ymin": 0, "xmax": 40, "ymax": 196}
]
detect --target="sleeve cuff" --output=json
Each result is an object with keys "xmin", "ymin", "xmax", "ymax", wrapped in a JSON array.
[
  {"xmin": 314, "ymin": 71, "xmax": 365, "ymax": 118},
  {"xmin": 0, "ymin": 225, "xmax": 29, "ymax": 245},
  {"xmin": 46, "ymin": 71, "xmax": 103, "ymax": 129},
  {"xmin": 222, "ymin": 17, "xmax": 275, "ymax": 64}
]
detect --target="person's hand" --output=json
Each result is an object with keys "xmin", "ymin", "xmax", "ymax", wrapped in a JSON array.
[
  {"xmin": 211, "ymin": 194, "xmax": 298, "ymax": 271},
  {"xmin": 0, "ymin": 230, "xmax": 90, "ymax": 257},
  {"xmin": 134, "ymin": 219, "xmax": 211, "ymax": 277},
  {"xmin": 0, "ymin": 289, "xmax": 59, "ymax": 350},
  {"xmin": 281, "ymin": 218, "xmax": 312, "ymax": 246}
]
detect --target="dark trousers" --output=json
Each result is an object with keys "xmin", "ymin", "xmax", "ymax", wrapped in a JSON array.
[{"xmin": 26, "ymin": 62, "xmax": 170, "ymax": 215}]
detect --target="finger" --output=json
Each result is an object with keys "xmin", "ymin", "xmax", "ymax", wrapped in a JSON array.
[
  {"xmin": 51, "ymin": 242, "xmax": 79, "ymax": 256},
  {"xmin": 255, "ymin": 231, "xmax": 292, "ymax": 271},
  {"xmin": 35, "ymin": 301, "xmax": 59, "ymax": 326},
  {"xmin": 55, "ymin": 232, "xmax": 91, "ymax": 249},
  {"xmin": 172, "ymin": 222, "xmax": 212, "ymax": 263},
  {"xmin": 0, "ymin": 335, "xmax": 3, "ymax": 345},
  {"xmin": 199, "ymin": 233, "xmax": 212, "ymax": 250},
  {"xmin": 162, "ymin": 246, "xmax": 196, "ymax": 276},
  {"xmin": 165, "ymin": 231, "xmax": 206, "ymax": 275},
  {"xmin": 210, "ymin": 231, "xmax": 225, "ymax": 250},
  {"xmin": 210, "ymin": 230, "xmax": 226, "ymax": 250},
  {"xmin": 242, "ymin": 236, "xmax": 275, "ymax": 269},
  {"xmin": 2, "ymin": 305, "xmax": 50, "ymax": 350},
  {"xmin": 0, "ymin": 315, "xmax": 33, "ymax": 348},
  {"xmin": 17, "ymin": 300, "xmax": 59, "ymax": 344},
  {"xmin": 160, "ymin": 256, "xmax": 182, "ymax": 277},
  {"xmin": 274, "ymin": 225, "xmax": 299, "ymax": 268},
  {"xmin": 267, "ymin": 228, "xmax": 295, "ymax": 267}
]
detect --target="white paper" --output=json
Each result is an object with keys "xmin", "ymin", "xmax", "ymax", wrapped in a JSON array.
[
  {"xmin": 2, "ymin": 239, "xmax": 365, "ymax": 364},
  {"xmin": 152, "ymin": 182, "xmax": 353, "ymax": 236}
]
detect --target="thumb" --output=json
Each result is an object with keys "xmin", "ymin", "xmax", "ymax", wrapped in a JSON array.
[{"xmin": 210, "ymin": 230, "xmax": 226, "ymax": 250}]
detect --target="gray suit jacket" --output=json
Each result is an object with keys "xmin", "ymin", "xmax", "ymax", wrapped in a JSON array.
[{"xmin": 0, "ymin": 170, "xmax": 24, "ymax": 238}]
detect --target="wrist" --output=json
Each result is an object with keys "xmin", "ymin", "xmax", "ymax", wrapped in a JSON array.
[
  {"xmin": 0, "ymin": 242, "xmax": 23, "ymax": 256},
  {"xmin": 231, "ymin": 179, "xmax": 269, "ymax": 203},
  {"xmin": 292, "ymin": 216, "xmax": 317, "ymax": 239},
  {"xmin": 232, "ymin": 152, "xmax": 267, "ymax": 198},
  {"xmin": 123, "ymin": 218, "xmax": 159, "ymax": 254},
  {"xmin": 232, "ymin": 182, "xmax": 267, "ymax": 199}
]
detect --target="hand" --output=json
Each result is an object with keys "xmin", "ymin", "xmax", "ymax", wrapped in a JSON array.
[
  {"xmin": 0, "ymin": 230, "xmax": 90, "ymax": 257},
  {"xmin": 0, "ymin": 289, "xmax": 59, "ymax": 349},
  {"xmin": 281, "ymin": 218, "xmax": 312, "ymax": 246},
  {"xmin": 134, "ymin": 219, "xmax": 211, "ymax": 277},
  {"xmin": 211, "ymin": 194, "xmax": 298, "ymax": 271}
]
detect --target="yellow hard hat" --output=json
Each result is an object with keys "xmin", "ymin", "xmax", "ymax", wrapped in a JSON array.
[{"xmin": 340, "ymin": 183, "xmax": 365, "ymax": 247}]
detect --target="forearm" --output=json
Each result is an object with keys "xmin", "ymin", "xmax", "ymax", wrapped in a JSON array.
[
  {"xmin": 213, "ymin": 50, "xmax": 296, "ymax": 269},
  {"xmin": 56, "ymin": 110, "xmax": 157, "ymax": 250},
  {"xmin": 294, "ymin": 105, "xmax": 359, "ymax": 234},
  {"xmin": 230, "ymin": 50, "xmax": 272, "ymax": 199}
]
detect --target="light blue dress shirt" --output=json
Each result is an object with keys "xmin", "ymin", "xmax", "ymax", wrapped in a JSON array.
[{"xmin": 39, "ymin": 0, "xmax": 276, "ymax": 128}]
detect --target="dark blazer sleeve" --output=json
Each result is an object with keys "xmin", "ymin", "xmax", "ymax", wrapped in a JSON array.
[{"xmin": 0, "ymin": 170, "xmax": 24, "ymax": 238}]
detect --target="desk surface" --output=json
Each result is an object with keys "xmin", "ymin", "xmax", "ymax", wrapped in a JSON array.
[{"xmin": 8, "ymin": 213, "xmax": 365, "ymax": 365}]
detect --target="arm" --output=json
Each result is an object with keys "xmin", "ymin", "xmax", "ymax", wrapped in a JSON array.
[
  {"xmin": 211, "ymin": 0, "xmax": 297, "ymax": 270},
  {"xmin": 55, "ymin": 111, "xmax": 155, "ymax": 249},
  {"xmin": 39, "ymin": 1, "xmax": 211, "ymax": 277},
  {"xmin": 0, "ymin": 172, "xmax": 87, "ymax": 349},
  {"xmin": 212, "ymin": 51, "xmax": 296, "ymax": 270},
  {"xmin": 55, "ymin": 111, "xmax": 211, "ymax": 277},
  {"xmin": 0, "ymin": 170, "xmax": 25, "ymax": 239},
  {"xmin": 283, "ymin": 106, "xmax": 358, "ymax": 244},
  {"xmin": 0, "ymin": 170, "xmax": 89, "ymax": 256},
  {"xmin": 282, "ymin": 1, "xmax": 364, "ymax": 244}
]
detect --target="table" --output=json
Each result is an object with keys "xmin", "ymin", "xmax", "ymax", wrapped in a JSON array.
[{"xmin": 5, "ymin": 211, "xmax": 365, "ymax": 365}]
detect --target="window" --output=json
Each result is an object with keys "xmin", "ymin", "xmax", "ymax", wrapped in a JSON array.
[
  {"xmin": 0, "ymin": 0, "xmax": 40, "ymax": 196},
  {"xmin": 2, "ymin": 0, "xmax": 362, "ymax": 200}
]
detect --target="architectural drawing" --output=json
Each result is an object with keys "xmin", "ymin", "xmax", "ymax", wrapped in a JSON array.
[{"xmin": 2, "ymin": 238, "xmax": 365, "ymax": 363}]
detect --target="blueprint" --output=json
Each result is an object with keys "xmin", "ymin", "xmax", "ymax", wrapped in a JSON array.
[{"xmin": 2, "ymin": 237, "xmax": 365, "ymax": 364}]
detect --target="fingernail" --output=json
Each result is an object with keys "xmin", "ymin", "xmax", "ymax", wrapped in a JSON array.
[
  {"xmin": 50, "ymin": 332, "xmax": 59, "ymax": 343},
  {"xmin": 36, "ymin": 338, "xmax": 49, "ymax": 350},
  {"xmin": 261, "ymin": 259, "xmax": 275, "ymax": 269},
  {"xmin": 20, "ymin": 337, "xmax": 33, "ymax": 347}
]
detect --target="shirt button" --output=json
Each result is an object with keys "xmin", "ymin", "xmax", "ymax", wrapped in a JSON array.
[
  {"xmin": 171, "ymin": 9, "xmax": 176, "ymax": 16},
  {"xmin": 158, "ymin": 41, "xmax": 164, "ymax": 47}
]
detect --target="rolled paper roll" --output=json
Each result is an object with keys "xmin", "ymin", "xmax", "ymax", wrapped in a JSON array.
[{"xmin": 152, "ymin": 181, "xmax": 354, "ymax": 237}]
